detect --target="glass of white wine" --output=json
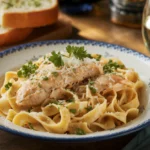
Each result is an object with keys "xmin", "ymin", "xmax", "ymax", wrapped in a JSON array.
[{"xmin": 142, "ymin": 0, "xmax": 150, "ymax": 51}]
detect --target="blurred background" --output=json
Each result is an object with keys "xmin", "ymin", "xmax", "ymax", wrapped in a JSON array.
[
  {"xmin": 59, "ymin": 0, "xmax": 100, "ymax": 14},
  {"xmin": 1, "ymin": 0, "xmax": 149, "ymax": 57},
  {"xmin": 57, "ymin": 0, "xmax": 149, "ymax": 56}
]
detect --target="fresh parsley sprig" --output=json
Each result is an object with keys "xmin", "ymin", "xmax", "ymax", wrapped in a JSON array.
[
  {"xmin": 103, "ymin": 60, "xmax": 124, "ymax": 74},
  {"xmin": 17, "ymin": 61, "xmax": 38, "ymax": 78},
  {"xmin": 66, "ymin": 45, "xmax": 102, "ymax": 61},
  {"xmin": 48, "ymin": 46, "xmax": 102, "ymax": 67},
  {"xmin": 66, "ymin": 45, "xmax": 90, "ymax": 61},
  {"xmin": 49, "ymin": 51, "xmax": 64, "ymax": 67}
]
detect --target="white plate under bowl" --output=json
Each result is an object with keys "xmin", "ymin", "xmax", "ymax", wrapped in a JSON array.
[{"xmin": 0, "ymin": 40, "xmax": 150, "ymax": 142}]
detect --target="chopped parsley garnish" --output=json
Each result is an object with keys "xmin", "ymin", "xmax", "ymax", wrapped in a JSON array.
[
  {"xmin": 50, "ymin": 100, "xmax": 59, "ymax": 105},
  {"xmin": 49, "ymin": 51, "xmax": 64, "ymax": 67},
  {"xmin": 75, "ymin": 128, "xmax": 85, "ymax": 135},
  {"xmin": 85, "ymin": 106, "xmax": 93, "ymax": 112},
  {"xmin": 38, "ymin": 83, "xmax": 42, "ymax": 88},
  {"xmin": 42, "ymin": 76, "xmax": 49, "ymax": 81},
  {"xmin": 50, "ymin": 100, "xmax": 63, "ymax": 105},
  {"xmin": 88, "ymin": 79, "xmax": 96, "ymax": 94},
  {"xmin": 51, "ymin": 72, "xmax": 59, "ymax": 77},
  {"xmin": 28, "ymin": 123, "xmax": 34, "ymax": 130},
  {"xmin": 86, "ymin": 54, "xmax": 93, "ymax": 59},
  {"xmin": 67, "ymin": 99, "xmax": 75, "ymax": 103},
  {"xmin": 95, "ymin": 54, "xmax": 102, "ymax": 61},
  {"xmin": 72, "ymin": 68, "xmax": 76, "ymax": 73},
  {"xmin": 89, "ymin": 86, "xmax": 97, "ymax": 94},
  {"xmin": 103, "ymin": 60, "xmax": 124, "ymax": 74},
  {"xmin": 44, "ymin": 55, "xmax": 46, "ymax": 60},
  {"xmin": 90, "ymin": 54, "xmax": 102, "ymax": 61},
  {"xmin": 66, "ymin": 45, "xmax": 90, "ymax": 61},
  {"xmin": 69, "ymin": 109, "xmax": 77, "ymax": 114},
  {"xmin": 17, "ymin": 61, "xmax": 38, "ymax": 78},
  {"xmin": 88, "ymin": 79, "xmax": 94, "ymax": 86},
  {"xmin": 5, "ymin": 82, "xmax": 12, "ymax": 90}
]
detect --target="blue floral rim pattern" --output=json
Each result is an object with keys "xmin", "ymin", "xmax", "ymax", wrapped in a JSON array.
[
  {"xmin": 0, "ymin": 40, "xmax": 150, "ymax": 62},
  {"xmin": 0, "ymin": 40, "xmax": 150, "ymax": 142}
]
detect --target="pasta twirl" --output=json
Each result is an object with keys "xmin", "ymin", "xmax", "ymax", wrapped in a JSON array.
[{"xmin": 0, "ymin": 45, "xmax": 144, "ymax": 135}]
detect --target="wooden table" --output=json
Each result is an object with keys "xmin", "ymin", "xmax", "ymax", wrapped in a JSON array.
[
  {"xmin": 63, "ymin": 0, "xmax": 150, "ymax": 57},
  {"xmin": 0, "ymin": 130, "xmax": 137, "ymax": 150},
  {"xmin": 0, "ymin": 1, "xmax": 149, "ymax": 150}
]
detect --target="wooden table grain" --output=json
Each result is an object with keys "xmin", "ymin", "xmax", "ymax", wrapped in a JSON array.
[{"xmin": 0, "ymin": 1, "xmax": 149, "ymax": 150}]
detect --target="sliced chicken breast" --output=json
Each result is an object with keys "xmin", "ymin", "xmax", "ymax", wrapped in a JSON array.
[
  {"xmin": 94, "ymin": 74, "xmax": 125, "ymax": 93},
  {"xmin": 16, "ymin": 63, "xmax": 100, "ymax": 107}
]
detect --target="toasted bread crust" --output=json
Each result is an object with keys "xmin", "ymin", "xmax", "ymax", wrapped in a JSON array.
[
  {"xmin": 0, "ymin": 28, "xmax": 33, "ymax": 46},
  {"xmin": 2, "ymin": 2, "xmax": 58, "ymax": 28}
]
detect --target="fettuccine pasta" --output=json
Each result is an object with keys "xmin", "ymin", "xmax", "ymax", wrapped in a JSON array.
[{"xmin": 0, "ymin": 45, "xmax": 144, "ymax": 135}]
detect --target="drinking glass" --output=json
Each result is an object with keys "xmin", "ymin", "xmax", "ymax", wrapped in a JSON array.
[
  {"xmin": 142, "ymin": 0, "xmax": 150, "ymax": 51},
  {"xmin": 110, "ymin": 0, "xmax": 145, "ymax": 28}
]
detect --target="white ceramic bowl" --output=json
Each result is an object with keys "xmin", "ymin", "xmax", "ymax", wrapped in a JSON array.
[{"xmin": 0, "ymin": 40, "xmax": 150, "ymax": 142}]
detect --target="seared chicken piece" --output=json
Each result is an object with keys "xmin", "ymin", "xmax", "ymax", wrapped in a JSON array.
[
  {"xmin": 94, "ymin": 74, "xmax": 125, "ymax": 92},
  {"xmin": 16, "ymin": 63, "xmax": 100, "ymax": 107}
]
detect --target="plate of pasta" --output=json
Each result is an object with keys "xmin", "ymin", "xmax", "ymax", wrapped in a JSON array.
[{"xmin": 0, "ymin": 40, "xmax": 150, "ymax": 142}]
